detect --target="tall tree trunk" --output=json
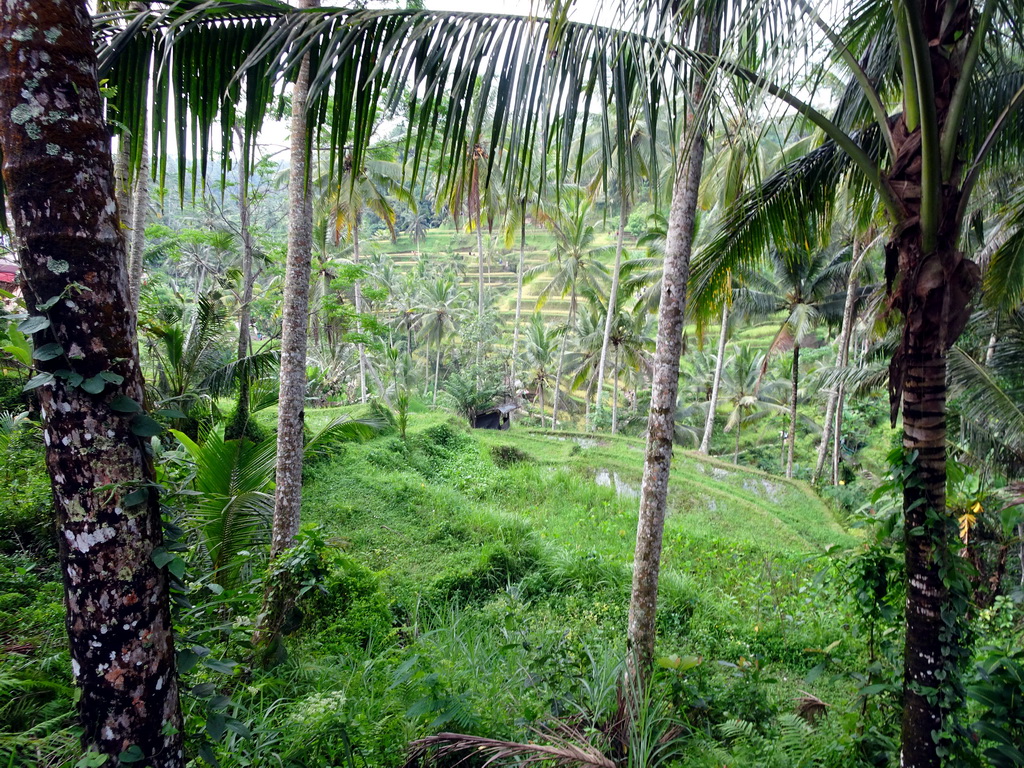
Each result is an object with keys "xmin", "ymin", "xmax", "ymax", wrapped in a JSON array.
[
  {"xmin": 612, "ymin": 344, "xmax": 619, "ymax": 434},
  {"xmin": 353, "ymin": 221, "xmax": 368, "ymax": 404},
  {"xmin": 734, "ymin": 421, "xmax": 741, "ymax": 464},
  {"xmin": 269, "ymin": 0, "xmax": 318, "ymax": 559},
  {"xmin": 229, "ymin": 148, "xmax": 256, "ymax": 440},
  {"xmin": 550, "ymin": 299, "xmax": 573, "ymax": 429},
  {"xmin": 625, "ymin": 12, "xmax": 716, "ymax": 691},
  {"xmin": 127, "ymin": 127, "xmax": 149, "ymax": 312},
  {"xmin": 474, "ymin": 158, "xmax": 485, "ymax": 372},
  {"xmin": 510, "ymin": 199, "xmax": 527, "ymax": 399},
  {"xmin": 786, "ymin": 344, "xmax": 799, "ymax": 478},
  {"xmin": 899, "ymin": 347, "xmax": 952, "ymax": 768},
  {"xmin": 423, "ymin": 336, "xmax": 432, "ymax": 397},
  {"xmin": 813, "ymin": 243, "xmax": 863, "ymax": 483},
  {"xmin": 0, "ymin": 4, "xmax": 184, "ymax": 765},
  {"xmin": 595, "ymin": 203, "xmax": 629, "ymax": 425},
  {"xmin": 114, "ymin": 134, "xmax": 134, "ymax": 228},
  {"xmin": 433, "ymin": 338, "xmax": 442, "ymax": 404},
  {"xmin": 699, "ymin": 303, "xmax": 729, "ymax": 454}
]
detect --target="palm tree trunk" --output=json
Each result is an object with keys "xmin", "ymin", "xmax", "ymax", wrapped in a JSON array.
[
  {"xmin": 538, "ymin": 384, "xmax": 545, "ymax": 427},
  {"xmin": 433, "ymin": 338, "xmax": 442, "ymax": 404},
  {"xmin": 258, "ymin": 0, "xmax": 319, "ymax": 657},
  {"xmin": 0, "ymin": 5, "xmax": 184, "ymax": 764},
  {"xmin": 612, "ymin": 344, "xmax": 619, "ymax": 434},
  {"xmin": 423, "ymin": 337, "xmax": 432, "ymax": 397},
  {"xmin": 734, "ymin": 422, "xmax": 741, "ymax": 463},
  {"xmin": 269, "ymin": 0, "xmax": 318, "ymax": 560},
  {"xmin": 814, "ymin": 243, "xmax": 864, "ymax": 483},
  {"xmin": 786, "ymin": 344, "xmax": 799, "ymax": 478},
  {"xmin": 900, "ymin": 348, "xmax": 952, "ymax": 768},
  {"xmin": 114, "ymin": 134, "xmax": 134, "ymax": 226},
  {"xmin": 474, "ymin": 163, "xmax": 485, "ymax": 372},
  {"xmin": 510, "ymin": 199, "xmax": 527, "ymax": 397},
  {"xmin": 127, "ymin": 127, "xmax": 149, "ymax": 313},
  {"xmin": 354, "ymin": 222, "xmax": 368, "ymax": 404},
  {"xmin": 699, "ymin": 303, "xmax": 728, "ymax": 454},
  {"xmin": 229, "ymin": 144, "xmax": 256, "ymax": 439},
  {"xmin": 595, "ymin": 203, "xmax": 629, "ymax": 425},
  {"xmin": 626, "ymin": 10, "xmax": 717, "ymax": 692},
  {"xmin": 551, "ymin": 302, "xmax": 573, "ymax": 430}
]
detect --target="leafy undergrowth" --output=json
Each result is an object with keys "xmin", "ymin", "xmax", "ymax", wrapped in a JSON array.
[{"xmin": 3, "ymin": 411, "xmax": 895, "ymax": 767}]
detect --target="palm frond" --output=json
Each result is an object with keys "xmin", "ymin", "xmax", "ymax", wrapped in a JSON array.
[
  {"xmin": 948, "ymin": 346, "xmax": 1024, "ymax": 465},
  {"xmin": 406, "ymin": 731, "xmax": 615, "ymax": 768}
]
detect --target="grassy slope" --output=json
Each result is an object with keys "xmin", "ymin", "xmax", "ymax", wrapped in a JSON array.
[{"xmin": 289, "ymin": 410, "xmax": 862, "ymax": 765}]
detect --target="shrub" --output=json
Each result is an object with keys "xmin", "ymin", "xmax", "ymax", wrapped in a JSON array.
[
  {"xmin": 490, "ymin": 444, "xmax": 533, "ymax": 468},
  {"xmin": 423, "ymin": 421, "xmax": 468, "ymax": 451},
  {"xmin": 310, "ymin": 554, "xmax": 395, "ymax": 652},
  {"xmin": 433, "ymin": 538, "xmax": 543, "ymax": 604},
  {"xmin": 0, "ymin": 427, "xmax": 54, "ymax": 557}
]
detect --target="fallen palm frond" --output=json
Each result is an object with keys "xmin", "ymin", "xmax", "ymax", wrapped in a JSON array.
[
  {"xmin": 794, "ymin": 690, "xmax": 829, "ymax": 723},
  {"xmin": 405, "ymin": 730, "xmax": 615, "ymax": 768}
]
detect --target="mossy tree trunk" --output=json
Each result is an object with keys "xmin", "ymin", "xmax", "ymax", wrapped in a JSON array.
[
  {"xmin": 0, "ymin": 2, "xmax": 183, "ymax": 764},
  {"xmin": 269, "ymin": 0, "xmax": 317, "ymax": 559},
  {"xmin": 626, "ymin": 12, "xmax": 716, "ymax": 692}
]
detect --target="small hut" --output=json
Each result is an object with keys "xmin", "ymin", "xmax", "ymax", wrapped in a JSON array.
[{"xmin": 472, "ymin": 403, "xmax": 517, "ymax": 430}]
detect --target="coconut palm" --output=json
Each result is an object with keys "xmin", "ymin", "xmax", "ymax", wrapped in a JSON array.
[
  {"xmin": 717, "ymin": 346, "xmax": 788, "ymax": 463},
  {"xmin": 522, "ymin": 314, "xmax": 559, "ymax": 428},
  {"xmin": 322, "ymin": 148, "xmax": 416, "ymax": 403},
  {"xmin": 529, "ymin": 188, "xmax": 610, "ymax": 429},
  {"xmin": 420, "ymin": 276, "xmax": 467, "ymax": 404},
  {"xmin": 734, "ymin": 241, "xmax": 848, "ymax": 477}
]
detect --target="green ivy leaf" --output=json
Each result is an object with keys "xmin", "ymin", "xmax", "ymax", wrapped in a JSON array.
[
  {"xmin": 223, "ymin": 717, "xmax": 252, "ymax": 739},
  {"xmin": 23, "ymin": 372, "xmax": 54, "ymax": 391},
  {"xmin": 167, "ymin": 556, "xmax": 186, "ymax": 580},
  {"xmin": 99, "ymin": 371, "xmax": 124, "ymax": 385},
  {"xmin": 80, "ymin": 375, "xmax": 107, "ymax": 395},
  {"xmin": 196, "ymin": 742, "xmax": 218, "ymax": 767},
  {"xmin": 32, "ymin": 342, "xmax": 63, "ymax": 361},
  {"xmin": 192, "ymin": 682, "xmax": 216, "ymax": 698},
  {"xmin": 36, "ymin": 295, "xmax": 60, "ymax": 312},
  {"xmin": 205, "ymin": 712, "xmax": 227, "ymax": 743},
  {"xmin": 123, "ymin": 488, "xmax": 149, "ymax": 507},
  {"xmin": 177, "ymin": 648, "xmax": 201, "ymax": 674},
  {"xmin": 74, "ymin": 751, "xmax": 108, "ymax": 768},
  {"xmin": 118, "ymin": 745, "xmax": 145, "ymax": 764},
  {"xmin": 202, "ymin": 658, "xmax": 238, "ymax": 674},
  {"xmin": 130, "ymin": 414, "xmax": 163, "ymax": 437},
  {"xmin": 18, "ymin": 315, "xmax": 50, "ymax": 334},
  {"xmin": 109, "ymin": 395, "xmax": 141, "ymax": 413},
  {"xmin": 151, "ymin": 547, "xmax": 175, "ymax": 568}
]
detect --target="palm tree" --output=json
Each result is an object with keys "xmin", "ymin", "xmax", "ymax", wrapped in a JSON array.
[
  {"xmin": 718, "ymin": 346, "xmax": 789, "ymax": 463},
  {"xmin": 626, "ymin": 3, "xmax": 722, "ymax": 693},
  {"xmin": 419, "ymin": 276, "xmax": 465, "ymax": 404},
  {"xmin": 323, "ymin": 148, "xmax": 416, "ymax": 403},
  {"xmin": 688, "ymin": 0, "xmax": 1024, "ymax": 754},
  {"xmin": 522, "ymin": 314, "xmax": 559, "ymax": 427},
  {"xmin": 530, "ymin": 188, "xmax": 610, "ymax": 429},
  {"xmin": 260, "ymin": 0, "xmax": 320, "ymax": 657},
  {"xmin": 585, "ymin": 299, "xmax": 654, "ymax": 434},
  {"xmin": 735, "ymin": 242, "xmax": 848, "ymax": 477},
  {"xmin": 0, "ymin": 5, "xmax": 184, "ymax": 763}
]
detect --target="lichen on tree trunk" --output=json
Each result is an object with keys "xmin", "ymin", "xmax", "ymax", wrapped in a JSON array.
[
  {"xmin": 0, "ymin": 2, "xmax": 183, "ymax": 764},
  {"xmin": 625, "ymin": 12, "xmax": 714, "ymax": 683},
  {"xmin": 269, "ymin": 0, "xmax": 318, "ymax": 562}
]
